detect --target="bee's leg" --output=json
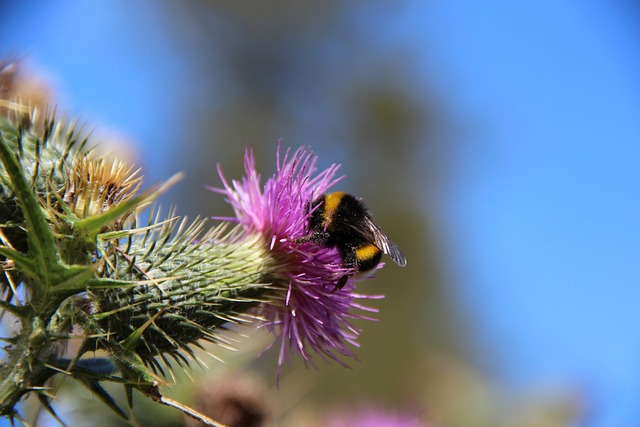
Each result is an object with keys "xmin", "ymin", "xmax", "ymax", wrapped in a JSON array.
[
  {"xmin": 332, "ymin": 246, "xmax": 356, "ymax": 292},
  {"xmin": 333, "ymin": 275, "xmax": 349, "ymax": 292},
  {"xmin": 293, "ymin": 235, "xmax": 312, "ymax": 243}
]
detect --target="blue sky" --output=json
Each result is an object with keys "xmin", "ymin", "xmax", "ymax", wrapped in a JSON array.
[
  {"xmin": 422, "ymin": 1, "xmax": 640, "ymax": 425},
  {"xmin": 2, "ymin": 1, "xmax": 640, "ymax": 426}
]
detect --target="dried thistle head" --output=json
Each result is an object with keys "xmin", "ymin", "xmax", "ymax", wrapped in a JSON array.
[
  {"xmin": 0, "ymin": 59, "xmax": 53, "ymax": 128},
  {"xmin": 0, "ymin": 61, "xmax": 18, "ymax": 102},
  {"xmin": 64, "ymin": 155, "xmax": 142, "ymax": 227}
]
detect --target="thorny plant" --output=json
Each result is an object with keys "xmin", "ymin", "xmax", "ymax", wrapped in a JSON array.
[{"xmin": 0, "ymin": 100, "xmax": 390, "ymax": 426}]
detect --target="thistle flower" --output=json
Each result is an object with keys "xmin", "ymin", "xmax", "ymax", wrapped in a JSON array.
[
  {"xmin": 213, "ymin": 145, "xmax": 383, "ymax": 371},
  {"xmin": 0, "ymin": 95, "xmax": 390, "ymax": 424}
]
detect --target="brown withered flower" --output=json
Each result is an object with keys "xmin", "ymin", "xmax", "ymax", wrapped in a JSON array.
[{"xmin": 64, "ymin": 156, "xmax": 142, "ymax": 229}]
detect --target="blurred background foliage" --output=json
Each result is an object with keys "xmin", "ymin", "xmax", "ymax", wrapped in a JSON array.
[{"xmin": 3, "ymin": 0, "xmax": 639, "ymax": 426}]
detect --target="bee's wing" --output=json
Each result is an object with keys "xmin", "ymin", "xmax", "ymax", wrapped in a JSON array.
[{"xmin": 362, "ymin": 217, "xmax": 407, "ymax": 267}]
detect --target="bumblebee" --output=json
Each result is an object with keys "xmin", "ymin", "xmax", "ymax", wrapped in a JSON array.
[{"xmin": 297, "ymin": 191, "xmax": 407, "ymax": 289}]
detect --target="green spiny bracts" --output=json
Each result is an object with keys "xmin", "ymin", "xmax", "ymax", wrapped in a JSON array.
[
  {"xmin": 0, "ymin": 106, "xmax": 88, "ymax": 204},
  {"xmin": 87, "ymin": 211, "xmax": 280, "ymax": 375},
  {"xmin": 0, "ymin": 108, "xmax": 80, "ymax": 274}
]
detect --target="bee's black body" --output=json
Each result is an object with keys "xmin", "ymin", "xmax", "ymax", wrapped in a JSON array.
[{"xmin": 299, "ymin": 192, "xmax": 407, "ymax": 289}]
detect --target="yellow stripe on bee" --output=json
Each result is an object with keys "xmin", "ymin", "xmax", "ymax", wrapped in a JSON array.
[
  {"xmin": 355, "ymin": 243, "xmax": 380, "ymax": 261},
  {"xmin": 323, "ymin": 191, "xmax": 345, "ymax": 226}
]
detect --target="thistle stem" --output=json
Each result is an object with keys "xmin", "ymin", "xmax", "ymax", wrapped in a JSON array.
[{"xmin": 0, "ymin": 316, "xmax": 53, "ymax": 418}]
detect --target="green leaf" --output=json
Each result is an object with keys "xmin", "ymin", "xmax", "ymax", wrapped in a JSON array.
[
  {"xmin": 75, "ymin": 172, "xmax": 184, "ymax": 239},
  {"xmin": 0, "ymin": 129, "xmax": 62, "ymax": 291},
  {"xmin": 0, "ymin": 246, "xmax": 35, "ymax": 277},
  {"xmin": 0, "ymin": 300, "xmax": 29, "ymax": 318},
  {"xmin": 50, "ymin": 264, "xmax": 96, "ymax": 296},
  {"xmin": 74, "ymin": 191, "xmax": 150, "ymax": 238}
]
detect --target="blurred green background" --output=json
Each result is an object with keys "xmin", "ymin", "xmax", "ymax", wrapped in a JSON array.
[{"xmin": 2, "ymin": 1, "xmax": 640, "ymax": 426}]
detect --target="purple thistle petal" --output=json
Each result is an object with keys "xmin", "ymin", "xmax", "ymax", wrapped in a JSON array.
[{"xmin": 213, "ymin": 144, "xmax": 384, "ymax": 371}]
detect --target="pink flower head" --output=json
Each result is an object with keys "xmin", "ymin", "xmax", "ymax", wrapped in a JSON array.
[{"xmin": 212, "ymin": 144, "xmax": 383, "ymax": 372}]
